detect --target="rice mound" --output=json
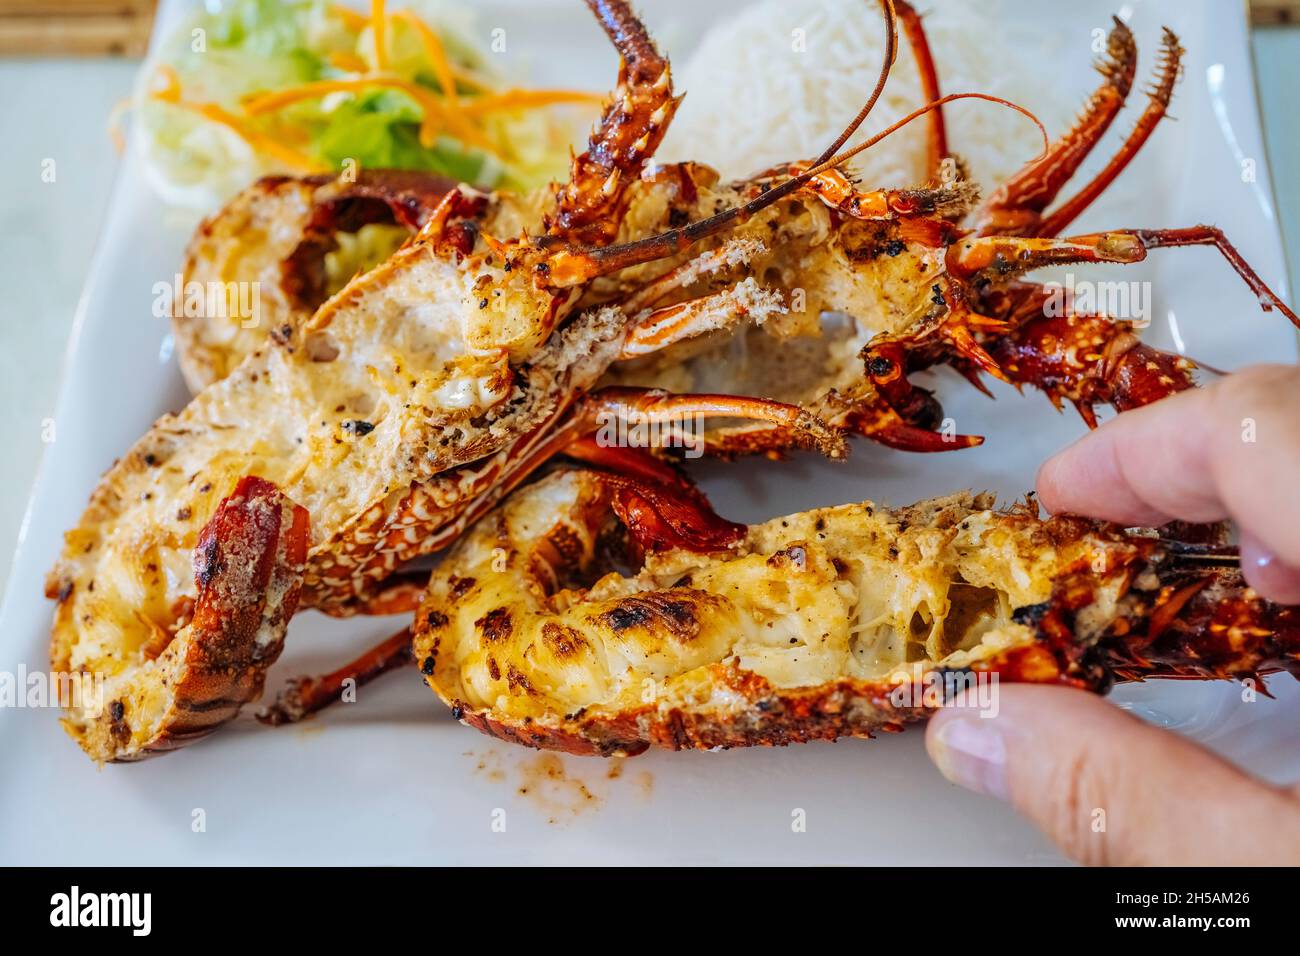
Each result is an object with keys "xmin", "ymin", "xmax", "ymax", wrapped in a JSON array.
[{"xmin": 659, "ymin": 0, "xmax": 1072, "ymax": 189}]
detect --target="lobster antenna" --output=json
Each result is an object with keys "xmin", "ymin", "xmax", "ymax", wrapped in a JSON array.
[
  {"xmin": 808, "ymin": 0, "xmax": 899, "ymax": 167},
  {"xmin": 559, "ymin": 92, "xmax": 1047, "ymax": 284},
  {"xmin": 800, "ymin": 93, "xmax": 1048, "ymax": 183}
]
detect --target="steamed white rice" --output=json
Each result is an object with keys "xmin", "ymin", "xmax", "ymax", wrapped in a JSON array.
[{"xmin": 659, "ymin": 0, "xmax": 1073, "ymax": 189}]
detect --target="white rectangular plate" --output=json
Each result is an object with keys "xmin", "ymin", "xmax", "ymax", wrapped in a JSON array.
[{"xmin": 2, "ymin": 0, "xmax": 1297, "ymax": 865}]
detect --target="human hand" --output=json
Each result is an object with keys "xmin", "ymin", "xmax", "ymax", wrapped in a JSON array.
[{"xmin": 926, "ymin": 364, "xmax": 1300, "ymax": 865}]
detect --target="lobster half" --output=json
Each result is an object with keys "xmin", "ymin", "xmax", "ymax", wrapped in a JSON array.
[{"xmin": 393, "ymin": 467, "xmax": 1299, "ymax": 757}]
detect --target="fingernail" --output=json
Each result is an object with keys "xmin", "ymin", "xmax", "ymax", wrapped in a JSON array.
[
  {"xmin": 928, "ymin": 714, "xmax": 1010, "ymax": 800},
  {"xmin": 1240, "ymin": 534, "xmax": 1300, "ymax": 604}
]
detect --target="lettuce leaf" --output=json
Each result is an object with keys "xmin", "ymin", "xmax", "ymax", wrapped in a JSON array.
[{"xmin": 313, "ymin": 91, "xmax": 491, "ymax": 183}]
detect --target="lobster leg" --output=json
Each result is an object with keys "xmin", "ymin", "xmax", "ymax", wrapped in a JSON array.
[
  {"xmin": 619, "ymin": 280, "xmax": 788, "ymax": 359},
  {"xmin": 562, "ymin": 433, "xmax": 693, "ymax": 485},
  {"xmin": 794, "ymin": 171, "xmax": 977, "ymax": 225},
  {"xmin": 830, "ymin": 390, "xmax": 985, "ymax": 453},
  {"xmin": 894, "ymin": 0, "xmax": 949, "ymax": 176},
  {"xmin": 619, "ymin": 238, "xmax": 768, "ymax": 313},
  {"xmin": 533, "ymin": 386, "xmax": 850, "ymax": 462},
  {"xmin": 315, "ymin": 569, "xmax": 429, "ymax": 618},
  {"xmin": 973, "ymin": 17, "xmax": 1140, "ymax": 236},
  {"xmin": 1131, "ymin": 227, "xmax": 1300, "ymax": 327},
  {"xmin": 694, "ymin": 378, "xmax": 985, "ymax": 457},
  {"xmin": 947, "ymin": 227, "xmax": 1300, "ymax": 327},
  {"xmin": 948, "ymin": 231, "xmax": 1149, "ymax": 279},
  {"xmin": 1034, "ymin": 28, "xmax": 1184, "ymax": 238},
  {"xmin": 259, "ymin": 627, "xmax": 414, "ymax": 726}
]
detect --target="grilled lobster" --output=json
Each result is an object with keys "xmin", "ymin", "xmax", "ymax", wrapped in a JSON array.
[
  {"xmin": 402, "ymin": 467, "xmax": 1299, "ymax": 756},
  {"xmin": 176, "ymin": 7, "xmax": 1297, "ymax": 456},
  {"xmin": 52, "ymin": 0, "xmax": 1298, "ymax": 761},
  {"xmin": 50, "ymin": 0, "xmax": 850, "ymax": 762}
]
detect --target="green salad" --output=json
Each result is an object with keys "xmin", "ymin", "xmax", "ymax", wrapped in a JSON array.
[{"xmin": 134, "ymin": 0, "xmax": 596, "ymax": 209}]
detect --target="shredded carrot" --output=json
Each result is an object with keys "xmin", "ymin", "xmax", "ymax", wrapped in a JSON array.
[
  {"xmin": 391, "ymin": 12, "xmax": 507, "ymax": 155},
  {"xmin": 107, "ymin": 97, "xmax": 132, "ymax": 154},
  {"xmin": 241, "ymin": 76, "xmax": 500, "ymax": 155},
  {"xmin": 462, "ymin": 89, "xmax": 604, "ymax": 115},
  {"xmin": 371, "ymin": 0, "xmax": 388, "ymax": 72},
  {"xmin": 332, "ymin": 4, "xmax": 369, "ymax": 31},
  {"xmin": 327, "ymin": 50, "xmax": 370, "ymax": 74},
  {"xmin": 242, "ymin": 76, "xmax": 436, "ymax": 117},
  {"xmin": 151, "ymin": 63, "xmax": 182, "ymax": 102},
  {"xmin": 393, "ymin": 10, "xmax": 460, "ymax": 107}
]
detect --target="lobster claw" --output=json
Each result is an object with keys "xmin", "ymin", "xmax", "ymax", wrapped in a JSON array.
[
  {"xmin": 855, "ymin": 343, "xmax": 984, "ymax": 452},
  {"xmin": 872, "ymin": 419, "xmax": 984, "ymax": 453},
  {"xmin": 606, "ymin": 472, "xmax": 746, "ymax": 555}
]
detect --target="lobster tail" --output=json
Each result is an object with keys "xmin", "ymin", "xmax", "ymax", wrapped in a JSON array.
[{"xmin": 54, "ymin": 476, "xmax": 309, "ymax": 762}]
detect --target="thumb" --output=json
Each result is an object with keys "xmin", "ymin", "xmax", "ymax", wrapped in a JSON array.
[{"xmin": 925, "ymin": 684, "xmax": 1300, "ymax": 865}]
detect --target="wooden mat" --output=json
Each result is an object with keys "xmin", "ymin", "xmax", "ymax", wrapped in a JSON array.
[
  {"xmin": 0, "ymin": 1, "xmax": 1297, "ymax": 58},
  {"xmin": 0, "ymin": 0, "xmax": 156, "ymax": 57}
]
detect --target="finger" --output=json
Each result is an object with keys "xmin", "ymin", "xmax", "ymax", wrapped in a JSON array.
[
  {"xmin": 1036, "ymin": 364, "xmax": 1300, "ymax": 569},
  {"xmin": 1035, "ymin": 407, "xmax": 1190, "ymax": 527},
  {"xmin": 926, "ymin": 684, "xmax": 1300, "ymax": 865}
]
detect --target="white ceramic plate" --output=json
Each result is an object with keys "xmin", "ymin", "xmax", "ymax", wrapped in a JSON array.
[{"xmin": 2, "ymin": 0, "xmax": 1296, "ymax": 866}]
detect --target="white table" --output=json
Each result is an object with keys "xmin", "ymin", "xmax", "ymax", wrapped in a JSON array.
[{"xmin": 0, "ymin": 59, "xmax": 136, "ymax": 599}]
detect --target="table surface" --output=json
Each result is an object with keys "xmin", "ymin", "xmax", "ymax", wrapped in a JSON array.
[{"xmin": 1, "ymin": 30, "xmax": 1298, "ymax": 605}]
